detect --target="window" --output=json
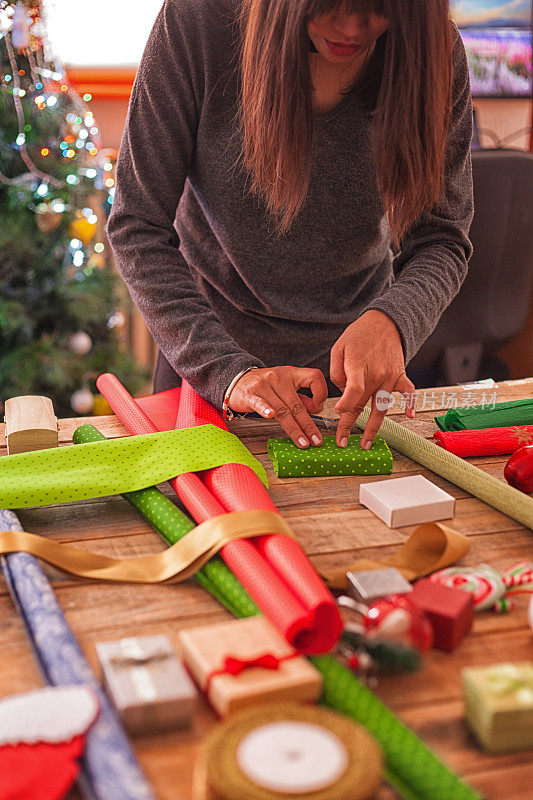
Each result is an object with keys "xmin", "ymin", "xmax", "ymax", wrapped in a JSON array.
[{"xmin": 43, "ymin": 0, "xmax": 163, "ymax": 67}]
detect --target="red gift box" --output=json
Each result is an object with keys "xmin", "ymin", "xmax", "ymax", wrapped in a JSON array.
[{"xmin": 412, "ymin": 578, "xmax": 474, "ymax": 652}]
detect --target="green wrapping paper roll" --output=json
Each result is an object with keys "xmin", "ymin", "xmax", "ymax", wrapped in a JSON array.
[
  {"xmin": 435, "ymin": 398, "xmax": 533, "ymax": 431},
  {"xmin": 73, "ymin": 425, "xmax": 481, "ymax": 800},
  {"xmin": 312, "ymin": 656, "xmax": 481, "ymax": 800},
  {"xmin": 355, "ymin": 408, "xmax": 533, "ymax": 530},
  {"xmin": 72, "ymin": 425, "xmax": 259, "ymax": 618},
  {"xmin": 267, "ymin": 434, "xmax": 393, "ymax": 478}
]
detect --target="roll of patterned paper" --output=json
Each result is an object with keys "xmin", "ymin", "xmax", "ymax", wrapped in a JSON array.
[
  {"xmin": 96, "ymin": 373, "xmax": 341, "ymax": 654},
  {"xmin": 192, "ymin": 702, "xmax": 382, "ymax": 800},
  {"xmin": 353, "ymin": 407, "xmax": 533, "ymax": 530},
  {"xmin": 175, "ymin": 380, "xmax": 343, "ymax": 654},
  {"xmin": 0, "ymin": 425, "xmax": 267, "ymax": 509},
  {"xmin": 267, "ymin": 433, "xmax": 393, "ymax": 478},
  {"xmin": 433, "ymin": 426, "xmax": 533, "ymax": 457},
  {"xmin": 0, "ymin": 509, "xmax": 156, "ymax": 800},
  {"xmin": 434, "ymin": 398, "xmax": 533, "ymax": 431},
  {"xmin": 73, "ymin": 424, "xmax": 259, "ymax": 619}
]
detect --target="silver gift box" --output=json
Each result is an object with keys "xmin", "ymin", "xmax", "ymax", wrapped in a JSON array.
[{"xmin": 96, "ymin": 634, "xmax": 198, "ymax": 735}]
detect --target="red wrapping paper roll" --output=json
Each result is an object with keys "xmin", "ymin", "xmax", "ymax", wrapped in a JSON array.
[
  {"xmin": 96, "ymin": 374, "xmax": 341, "ymax": 653},
  {"xmin": 433, "ymin": 426, "xmax": 533, "ymax": 458},
  {"xmin": 174, "ymin": 381, "xmax": 342, "ymax": 654}
]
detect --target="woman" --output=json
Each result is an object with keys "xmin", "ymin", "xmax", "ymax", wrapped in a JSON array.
[{"xmin": 107, "ymin": 0, "xmax": 473, "ymax": 450}]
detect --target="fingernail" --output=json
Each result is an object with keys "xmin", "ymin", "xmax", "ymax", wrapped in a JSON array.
[
  {"xmin": 298, "ymin": 437, "xmax": 309, "ymax": 448},
  {"xmin": 311, "ymin": 435, "xmax": 322, "ymax": 446},
  {"xmin": 264, "ymin": 408, "xmax": 274, "ymax": 416},
  {"xmin": 340, "ymin": 437, "xmax": 348, "ymax": 448},
  {"xmin": 364, "ymin": 441, "xmax": 372, "ymax": 450}
]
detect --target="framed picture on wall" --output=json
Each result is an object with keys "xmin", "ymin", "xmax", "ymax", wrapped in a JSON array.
[{"xmin": 451, "ymin": 1, "xmax": 533, "ymax": 97}]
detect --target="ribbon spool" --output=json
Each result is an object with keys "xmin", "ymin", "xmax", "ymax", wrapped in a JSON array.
[{"xmin": 192, "ymin": 702, "xmax": 382, "ymax": 800}]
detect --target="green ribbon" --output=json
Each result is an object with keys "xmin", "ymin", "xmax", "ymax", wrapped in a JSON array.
[
  {"xmin": 435, "ymin": 398, "xmax": 533, "ymax": 431},
  {"xmin": 0, "ymin": 424, "xmax": 267, "ymax": 509},
  {"xmin": 267, "ymin": 433, "xmax": 393, "ymax": 478}
]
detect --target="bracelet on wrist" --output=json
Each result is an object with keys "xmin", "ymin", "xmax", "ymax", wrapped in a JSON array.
[{"xmin": 222, "ymin": 366, "xmax": 259, "ymax": 421}]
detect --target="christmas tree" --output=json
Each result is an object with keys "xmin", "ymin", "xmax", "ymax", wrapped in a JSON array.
[{"xmin": 0, "ymin": 0, "xmax": 149, "ymax": 417}]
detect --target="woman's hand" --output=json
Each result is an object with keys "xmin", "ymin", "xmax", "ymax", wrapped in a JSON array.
[
  {"xmin": 227, "ymin": 366, "xmax": 328, "ymax": 448},
  {"xmin": 330, "ymin": 310, "xmax": 415, "ymax": 449}
]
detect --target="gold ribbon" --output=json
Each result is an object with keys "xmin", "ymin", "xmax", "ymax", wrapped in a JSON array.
[
  {"xmin": 0, "ymin": 510, "xmax": 293, "ymax": 585},
  {"xmin": 320, "ymin": 522, "xmax": 471, "ymax": 591}
]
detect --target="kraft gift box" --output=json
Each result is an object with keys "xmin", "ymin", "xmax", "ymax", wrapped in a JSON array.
[
  {"xmin": 178, "ymin": 616, "xmax": 322, "ymax": 717},
  {"xmin": 359, "ymin": 475, "xmax": 455, "ymax": 528},
  {"xmin": 462, "ymin": 662, "xmax": 533, "ymax": 752},
  {"xmin": 96, "ymin": 634, "xmax": 198, "ymax": 735}
]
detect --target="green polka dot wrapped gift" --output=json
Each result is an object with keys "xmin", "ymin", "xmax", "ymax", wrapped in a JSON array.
[{"xmin": 267, "ymin": 434, "xmax": 393, "ymax": 478}]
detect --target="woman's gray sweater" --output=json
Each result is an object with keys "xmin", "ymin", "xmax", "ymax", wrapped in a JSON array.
[{"xmin": 107, "ymin": 0, "xmax": 474, "ymax": 408}]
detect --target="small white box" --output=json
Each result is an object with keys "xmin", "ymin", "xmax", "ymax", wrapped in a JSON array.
[{"xmin": 359, "ymin": 475, "xmax": 455, "ymax": 528}]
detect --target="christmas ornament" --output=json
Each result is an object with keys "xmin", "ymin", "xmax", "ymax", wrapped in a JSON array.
[
  {"xmin": 70, "ymin": 388, "xmax": 94, "ymax": 415},
  {"xmin": 67, "ymin": 330, "xmax": 92, "ymax": 356},
  {"xmin": 92, "ymin": 394, "xmax": 112, "ymax": 416},
  {"xmin": 69, "ymin": 215, "xmax": 97, "ymax": 245},
  {"xmin": 0, "ymin": 685, "xmax": 99, "ymax": 800},
  {"xmin": 35, "ymin": 202, "xmax": 62, "ymax": 233},
  {"xmin": 504, "ymin": 445, "xmax": 533, "ymax": 493},
  {"xmin": 11, "ymin": 2, "xmax": 29, "ymax": 50},
  {"xmin": 364, "ymin": 595, "xmax": 433, "ymax": 652}
]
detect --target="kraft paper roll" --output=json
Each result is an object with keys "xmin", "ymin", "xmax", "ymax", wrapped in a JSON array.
[
  {"xmin": 267, "ymin": 434, "xmax": 393, "ymax": 478},
  {"xmin": 321, "ymin": 522, "xmax": 471, "ymax": 591},
  {"xmin": 0, "ymin": 510, "xmax": 292, "ymax": 584},
  {"xmin": 192, "ymin": 702, "xmax": 382, "ymax": 800},
  {"xmin": 354, "ymin": 407, "xmax": 533, "ymax": 531},
  {"xmin": 0, "ymin": 424, "xmax": 267, "ymax": 509}
]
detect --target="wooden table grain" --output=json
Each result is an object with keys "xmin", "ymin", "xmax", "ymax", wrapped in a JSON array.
[{"xmin": 1, "ymin": 378, "xmax": 533, "ymax": 800}]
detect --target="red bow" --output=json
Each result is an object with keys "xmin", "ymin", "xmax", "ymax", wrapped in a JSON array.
[{"xmin": 205, "ymin": 652, "xmax": 297, "ymax": 691}]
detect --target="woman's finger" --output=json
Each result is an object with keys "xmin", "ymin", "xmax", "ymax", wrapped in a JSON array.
[
  {"xmin": 394, "ymin": 372, "xmax": 416, "ymax": 418},
  {"xmin": 360, "ymin": 384, "xmax": 396, "ymax": 449},
  {"xmin": 252, "ymin": 382, "xmax": 316, "ymax": 448},
  {"xmin": 274, "ymin": 386, "xmax": 324, "ymax": 447},
  {"xmin": 246, "ymin": 394, "xmax": 275, "ymax": 419},
  {"xmin": 294, "ymin": 368, "xmax": 328, "ymax": 414}
]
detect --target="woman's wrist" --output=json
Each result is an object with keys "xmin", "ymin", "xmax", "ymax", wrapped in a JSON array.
[{"xmin": 222, "ymin": 366, "xmax": 260, "ymax": 420}]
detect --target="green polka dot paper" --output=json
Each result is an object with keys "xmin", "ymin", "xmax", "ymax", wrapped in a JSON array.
[
  {"xmin": 0, "ymin": 424, "xmax": 267, "ymax": 509},
  {"xmin": 267, "ymin": 433, "xmax": 393, "ymax": 478}
]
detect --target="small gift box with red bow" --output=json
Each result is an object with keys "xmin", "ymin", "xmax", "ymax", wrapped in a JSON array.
[{"xmin": 178, "ymin": 617, "xmax": 322, "ymax": 717}]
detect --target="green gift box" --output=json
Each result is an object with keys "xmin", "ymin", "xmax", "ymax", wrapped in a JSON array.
[
  {"xmin": 267, "ymin": 433, "xmax": 393, "ymax": 478},
  {"xmin": 462, "ymin": 661, "xmax": 533, "ymax": 752}
]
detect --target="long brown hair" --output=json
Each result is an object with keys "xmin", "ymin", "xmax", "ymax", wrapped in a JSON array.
[{"xmin": 238, "ymin": 0, "xmax": 454, "ymax": 247}]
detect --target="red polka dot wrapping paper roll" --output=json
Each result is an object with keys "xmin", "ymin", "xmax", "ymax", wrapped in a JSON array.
[{"xmin": 267, "ymin": 434, "xmax": 393, "ymax": 478}]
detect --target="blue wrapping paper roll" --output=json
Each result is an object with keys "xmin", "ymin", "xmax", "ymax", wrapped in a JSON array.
[{"xmin": 0, "ymin": 508, "xmax": 155, "ymax": 800}]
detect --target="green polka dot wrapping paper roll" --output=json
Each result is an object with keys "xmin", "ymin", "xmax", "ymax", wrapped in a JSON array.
[{"xmin": 267, "ymin": 434, "xmax": 393, "ymax": 478}]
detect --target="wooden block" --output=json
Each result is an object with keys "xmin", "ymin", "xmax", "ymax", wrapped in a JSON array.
[
  {"xmin": 462, "ymin": 662, "xmax": 533, "ymax": 752},
  {"xmin": 412, "ymin": 578, "xmax": 474, "ymax": 652},
  {"xmin": 179, "ymin": 617, "xmax": 322, "ymax": 717},
  {"xmin": 4, "ymin": 396, "xmax": 58, "ymax": 455},
  {"xmin": 96, "ymin": 634, "xmax": 198, "ymax": 735}
]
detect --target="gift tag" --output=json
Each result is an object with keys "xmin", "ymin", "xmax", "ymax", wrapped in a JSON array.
[{"xmin": 236, "ymin": 720, "xmax": 349, "ymax": 793}]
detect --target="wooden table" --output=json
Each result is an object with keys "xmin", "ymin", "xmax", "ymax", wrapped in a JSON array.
[{"xmin": 2, "ymin": 378, "xmax": 533, "ymax": 799}]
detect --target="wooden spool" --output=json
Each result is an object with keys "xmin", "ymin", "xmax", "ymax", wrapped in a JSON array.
[{"xmin": 4, "ymin": 396, "xmax": 58, "ymax": 455}]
